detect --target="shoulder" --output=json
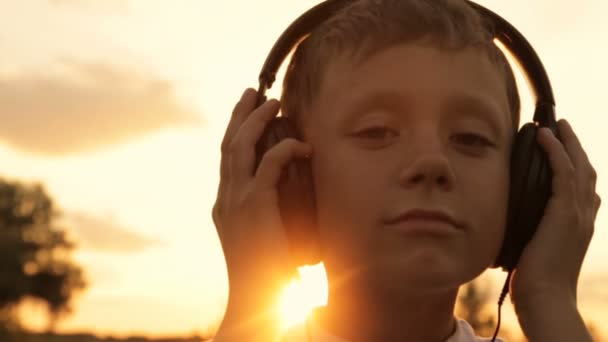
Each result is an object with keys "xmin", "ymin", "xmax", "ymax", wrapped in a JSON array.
[
  {"xmin": 281, "ymin": 318, "xmax": 506, "ymax": 342},
  {"xmin": 449, "ymin": 319, "xmax": 506, "ymax": 342}
]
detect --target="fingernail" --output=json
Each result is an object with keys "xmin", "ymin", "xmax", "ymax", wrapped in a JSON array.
[
  {"xmin": 304, "ymin": 144, "xmax": 313, "ymax": 157},
  {"xmin": 541, "ymin": 127, "xmax": 553, "ymax": 135},
  {"xmin": 264, "ymin": 98, "xmax": 281, "ymax": 109},
  {"xmin": 241, "ymin": 88, "xmax": 254, "ymax": 101}
]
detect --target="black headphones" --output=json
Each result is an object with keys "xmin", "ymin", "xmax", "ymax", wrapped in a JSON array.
[{"xmin": 253, "ymin": 0, "xmax": 559, "ymax": 273}]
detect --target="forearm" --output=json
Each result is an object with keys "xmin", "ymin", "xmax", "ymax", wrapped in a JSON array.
[
  {"xmin": 214, "ymin": 298, "xmax": 281, "ymax": 342},
  {"xmin": 213, "ymin": 277, "xmax": 289, "ymax": 342},
  {"xmin": 515, "ymin": 294, "xmax": 593, "ymax": 342}
]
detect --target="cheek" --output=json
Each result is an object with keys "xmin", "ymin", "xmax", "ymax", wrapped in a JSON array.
[
  {"xmin": 465, "ymin": 161, "xmax": 510, "ymax": 254},
  {"xmin": 310, "ymin": 146, "xmax": 384, "ymax": 239},
  {"xmin": 313, "ymin": 153, "xmax": 365, "ymax": 217},
  {"xmin": 480, "ymin": 167, "xmax": 509, "ymax": 216}
]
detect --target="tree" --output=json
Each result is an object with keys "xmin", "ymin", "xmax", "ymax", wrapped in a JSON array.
[
  {"xmin": 455, "ymin": 275, "xmax": 519, "ymax": 341},
  {"xmin": 456, "ymin": 278, "xmax": 497, "ymax": 336},
  {"xmin": 0, "ymin": 178, "xmax": 86, "ymax": 333}
]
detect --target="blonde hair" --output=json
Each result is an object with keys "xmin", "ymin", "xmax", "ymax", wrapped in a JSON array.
[{"xmin": 280, "ymin": 0, "xmax": 520, "ymax": 132}]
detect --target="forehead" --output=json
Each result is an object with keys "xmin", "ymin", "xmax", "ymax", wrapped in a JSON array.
[{"xmin": 307, "ymin": 43, "xmax": 512, "ymax": 135}]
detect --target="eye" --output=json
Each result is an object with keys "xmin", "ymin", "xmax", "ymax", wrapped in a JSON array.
[
  {"xmin": 451, "ymin": 132, "xmax": 495, "ymax": 148},
  {"xmin": 353, "ymin": 127, "xmax": 398, "ymax": 140}
]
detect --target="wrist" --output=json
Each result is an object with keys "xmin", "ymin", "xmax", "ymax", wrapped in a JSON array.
[
  {"xmin": 513, "ymin": 287, "xmax": 577, "ymax": 318},
  {"xmin": 514, "ymin": 293, "xmax": 592, "ymax": 342},
  {"xmin": 218, "ymin": 273, "xmax": 293, "ymax": 342},
  {"xmin": 218, "ymin": 296, "xmax": 283, "ymax": 342}
]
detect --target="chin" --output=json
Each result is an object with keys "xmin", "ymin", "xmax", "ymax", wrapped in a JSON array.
[{"xmin": 375, "ymin": 252, "xmax": 471, "ymax": 291}]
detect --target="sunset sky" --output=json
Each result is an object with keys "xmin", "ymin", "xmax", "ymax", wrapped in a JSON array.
[{"xmin": 1, "ymin": 0, "xmax": 607, "ymax": 339}]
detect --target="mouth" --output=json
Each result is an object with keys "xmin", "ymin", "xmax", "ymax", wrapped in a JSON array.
[{"xmin": 384, "ymin": 208, "xmax": 464, "ymax": 233}]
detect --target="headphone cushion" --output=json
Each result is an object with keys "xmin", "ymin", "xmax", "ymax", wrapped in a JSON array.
[
  {"xmin": 255, "ymin": 117, "xmax": 321, "ymax": 268},
  {"xmin": 494, "ymin": 123, "xmax": 552, "ymax": 270}
]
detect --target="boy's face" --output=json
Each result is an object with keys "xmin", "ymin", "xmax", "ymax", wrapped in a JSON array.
[{"xmin": 301, "ymin": 42, "xmax": 513, "ymax": 291}]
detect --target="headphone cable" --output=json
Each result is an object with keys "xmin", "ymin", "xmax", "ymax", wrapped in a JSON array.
[{"xmin": 491, "ymin": 269, "xmax": 513, "ymax": 342}]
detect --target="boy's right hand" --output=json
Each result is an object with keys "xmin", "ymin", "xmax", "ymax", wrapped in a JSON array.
[{"xmin": 212, "ymin": 88, "xmax": 312, "ymax": 338}]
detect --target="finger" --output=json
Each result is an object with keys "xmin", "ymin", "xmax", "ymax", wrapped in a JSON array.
[
  {"xmin": 556, "ymin": 119, "xmax": 596, "ymax": 180},
  {"xmin": 555, "ymin": 119, "xmax": 598, "ymax": 203},
  {"xmin": 593, "ymin": 194, "xmax": 602, "ymax": 220},
  {"xmin": 537, "ymin": 127, "xmax": 576, "ymax": 199},
  {"xmin": 229, "ymin": 99, "xmax": 282, "ymax": 185},
  {"xmin": 220, "ymin": 88, "xmax": 258, "ymax": 177},
  {"xmin": 221, "ymin": 88, "xmax": 258, "ymax": 153},
  {"xmin": 217, "ymin": 88, "xmax": 257, "ymax": 210},
  {"xmin": 254, "ymin": 138, "xmax": 312, "ymax": 191},
  {"xmin": 555, "ymin": 119, "xmax": 588, "ymax": 163}
]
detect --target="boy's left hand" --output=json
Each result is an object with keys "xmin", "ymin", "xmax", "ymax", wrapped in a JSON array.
[{"xmin": 510, "ymin": 119, "xmax": 601, "ymax": 310}]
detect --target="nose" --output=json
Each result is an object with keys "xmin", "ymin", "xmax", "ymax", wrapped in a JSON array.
[{"xmin": 399, "ymin": 137, "xmax": 455, "ymax": 192}]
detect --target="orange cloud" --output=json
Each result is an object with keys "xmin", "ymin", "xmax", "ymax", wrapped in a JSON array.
[
  {"xmin": 48, "ymin": 0, "xmax": 127, "ymax": 11},
  {"xmin": 62, "ymin": 212, "xmax": 162, "ymax": 253},
  {"xmin": 580, "ymin": 272, "xmax": 608, "ymax": 303},
  {"xmin": 0, "ymin": 61, "xmax": 202, "ymax": 156}
]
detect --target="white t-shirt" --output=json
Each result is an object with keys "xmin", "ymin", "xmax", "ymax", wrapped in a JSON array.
[{"xmin": 281, "ymin": 318, "xmax": 504, "ymax": 342}]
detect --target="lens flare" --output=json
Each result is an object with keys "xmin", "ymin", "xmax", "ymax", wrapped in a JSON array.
[{"xmin": 277, "ymin": 263, "xmax": 328, "ymax": 331}]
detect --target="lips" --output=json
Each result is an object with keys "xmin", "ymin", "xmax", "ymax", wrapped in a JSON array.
[{"xmin": 384, "ymin": 208, "xmax": 464, "ymax": 230}]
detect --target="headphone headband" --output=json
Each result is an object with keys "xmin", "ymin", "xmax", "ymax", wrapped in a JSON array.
[{"xmin": 257, "ymin": 0, "xmax": 556, "ymax": 125}]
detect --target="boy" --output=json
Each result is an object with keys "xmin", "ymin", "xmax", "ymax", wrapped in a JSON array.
[{"xmin": 211, "ymin": 0, "xmax": 601, "ymax": 341}]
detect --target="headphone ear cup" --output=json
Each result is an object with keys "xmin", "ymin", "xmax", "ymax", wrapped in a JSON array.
[
  {"xmin": 255, "ymin": 117, "xmax": 321, "ymax": 269},
  {"xmin": 494, "ymin": 122, "xmax": 553, "ymax": 271}
]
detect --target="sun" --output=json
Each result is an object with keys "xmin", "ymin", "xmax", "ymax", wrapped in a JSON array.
[{"xmin": 277, "ymin": 263, "xmax": 328, "ymax": 332}]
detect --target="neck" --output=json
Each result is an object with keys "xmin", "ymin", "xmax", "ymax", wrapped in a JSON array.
[{"xmin": 312, "ymin": 273, "xmax": 459, "ymax": 342}]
